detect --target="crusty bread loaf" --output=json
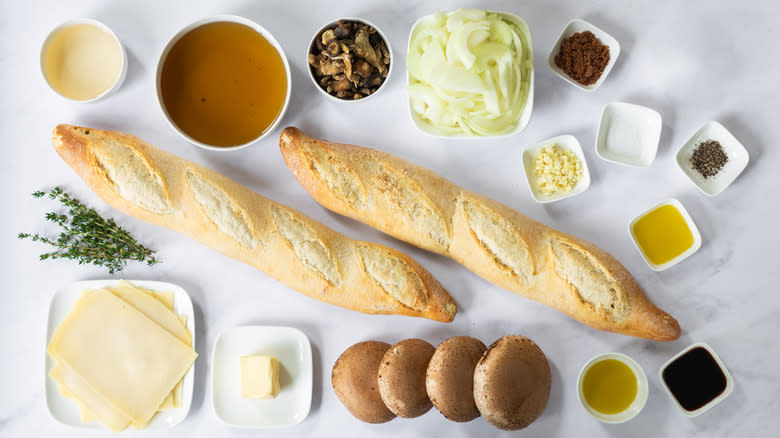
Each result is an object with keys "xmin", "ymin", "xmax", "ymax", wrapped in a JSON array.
[
  {"xmin": 52, "ymin": 125, "xmax": 456, "ymax": 322},
  {"xmin": 279, "ymin": 127, "xmax": 681, "ymax": 340}
]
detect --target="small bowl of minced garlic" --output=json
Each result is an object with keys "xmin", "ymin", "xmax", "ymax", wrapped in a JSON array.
[{"xmin": 522, "ymin": 135, "xmax": 591, "ymax": 203}]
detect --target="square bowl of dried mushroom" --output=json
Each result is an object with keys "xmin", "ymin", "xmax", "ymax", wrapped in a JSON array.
[
  {"xmin": 675, "ymin": 121, "xmax": 749, "ymax": 196},
  {"xmin": 307, "ymin": 18, "xmax": 392, "ymax": 102}
]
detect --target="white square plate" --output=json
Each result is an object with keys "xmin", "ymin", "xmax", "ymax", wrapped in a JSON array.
[
  {"xmin": 628, "ymin": 198, "xmax": 702, "ymax": 271},
  {"xmin": 675, "ymin": 121, "xmax": 749, "ymax": 196},
  {"xmin": 521, "ymin": 134, "xmax": 591, "ymax": 203},
  {"xmin": 45, "ymin": 279, "xmax": 196, "ymax": 430},
  {"xmin": 211, "ymin": 326, "xmax": 312, "ymax": 428},
  {"xmin": 547, "ymin": 18, "xmax": 620, "ymax": 91},
  {"xmin": 596, "ymin": 102, "xmax": 662, "ymax": 167}
]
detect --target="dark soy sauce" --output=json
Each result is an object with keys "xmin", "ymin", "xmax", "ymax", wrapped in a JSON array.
[{"xmin": 662, "ymin": 346, "xmax": 728, "ymax": 411}]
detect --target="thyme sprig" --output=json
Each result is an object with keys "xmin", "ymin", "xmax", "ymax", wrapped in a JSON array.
[{"xmin": 18, "ymin": 187, "xmax": 160, "ymax": 274}]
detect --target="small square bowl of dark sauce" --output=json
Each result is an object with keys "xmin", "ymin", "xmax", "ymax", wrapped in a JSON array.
[{"xmin": 658, "ymin": 342, "xmax": 734, "ymax": 417}]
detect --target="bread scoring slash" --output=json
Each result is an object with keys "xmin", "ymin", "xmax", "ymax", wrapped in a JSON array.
[
  {"xmin": 279, "ymin": 127, "xmax": 681, "ymax": 341},
  {"xmin": 52, "ymin": 124, "xmax": 456, "ymax": 322}
]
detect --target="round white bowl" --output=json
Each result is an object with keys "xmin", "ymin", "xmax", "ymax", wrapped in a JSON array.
[
  {"xmin": 40, "ymin": 18, "xmax": 128, "ymax": 103},
  {"xmin": 577, "ymin": 352, "xmax": 648, "ymax": 424},
  {"xmin": 156, "ymin": 15, "xmax": 291, "ymax": 151},
  {"xmin": 306, "ymin": 17, "xmax": 393, "ymax": 103}
]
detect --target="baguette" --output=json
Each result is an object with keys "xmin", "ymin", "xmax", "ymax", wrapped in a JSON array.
[
  {"xmin": 52, "ymin": 125, "xmax": 456, "ymax": 322},
  {"xmin": 279, "ymin": 127, "xmax": 681, "ymax": 341}
]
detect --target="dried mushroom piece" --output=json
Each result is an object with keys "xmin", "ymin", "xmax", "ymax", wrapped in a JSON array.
[{"xmin": 309, "ymin": 20, "xmax": 390, "ymax": 100}]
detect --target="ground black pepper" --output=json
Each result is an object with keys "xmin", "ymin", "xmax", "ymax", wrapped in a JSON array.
[{"xmin": 690, "ymin": 140, "xmax": 728, "ymax": 178}]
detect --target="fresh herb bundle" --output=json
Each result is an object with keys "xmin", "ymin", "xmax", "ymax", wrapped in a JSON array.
[{"xmin": 18, "ymin": 187, "xmax": 160, "ymax": 273}]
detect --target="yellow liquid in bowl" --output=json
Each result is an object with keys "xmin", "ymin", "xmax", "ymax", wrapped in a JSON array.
[
  {"xmin": 632, "ymin": 204, "xmax": 694, "ymax": 265},
  {"xmin": 582, "ymin": 359, "xmax": 637, "ymax": 415}
]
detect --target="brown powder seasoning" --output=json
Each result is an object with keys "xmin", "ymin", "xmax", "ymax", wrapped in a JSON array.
[{"xmin": 554, "ymin": 31, "xmax": 610, "ymax": 86}]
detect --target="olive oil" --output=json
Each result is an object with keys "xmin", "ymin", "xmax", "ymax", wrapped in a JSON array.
[
  {"xmin": 632, "ymin": 204, "xmax": 694, "ymax": 265},
  {"xmin": 160, "ymin": 21, "xmax": 287, "ymax": 147},
  {"xmin": 582, "ymin": 359, "xmax": 637, "ymax": 415}
]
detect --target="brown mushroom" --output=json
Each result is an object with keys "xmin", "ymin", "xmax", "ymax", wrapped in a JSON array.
[
  {"xmin": 334, "ymin": 20, "xmax": 353, "ymax": 38},
  {"xmin": 326, "ymin": 40, "xmax": 341, "ymax": 56},
  {"xmin": 354, "ymin": 28, "xmax": 385, "ymax": 75},
  {"xmin": 321, "ymin": 29, "xmax": 337, "ymax": 45},
  {"xmin": 355, "ymin": 59, "xmax": 373, "ymax": 78}
]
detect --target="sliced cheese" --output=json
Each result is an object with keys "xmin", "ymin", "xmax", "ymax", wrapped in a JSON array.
[
  {"xmin": 50, "ymin": 362, "xmax": 131, "ymax": 432},
  {"xmin": 108, "ymin": 281, "xmax": 192, "ymax": 346},
  {"xmin": 48, "ymin": 289, "xmax": 197, "ymax": 427}
]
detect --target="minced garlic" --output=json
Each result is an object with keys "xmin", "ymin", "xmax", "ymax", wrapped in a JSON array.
[{"xmin": 533, "ymin": 145, "xmax": 582, "ymax": 195}]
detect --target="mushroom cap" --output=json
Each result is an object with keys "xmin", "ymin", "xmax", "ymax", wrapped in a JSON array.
[
  {"xmin": 377, "ymin": 339, "xmax": 436, "ymax": 418},
  {"xmin": 332, "ymin": 341, "xmax": 395, "ymax": 423},
  {"xmin": 473, "ymin": 335, "xmax": 551, "ymax": 430},
  {"xmin": 426, "ymin": 336, "xmax": 487, "ymax": 422}
]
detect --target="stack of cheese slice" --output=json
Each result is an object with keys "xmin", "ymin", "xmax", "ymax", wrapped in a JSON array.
[{"xmin": 47, "ymin": 281, "xmax": 198, "ymax": 431}]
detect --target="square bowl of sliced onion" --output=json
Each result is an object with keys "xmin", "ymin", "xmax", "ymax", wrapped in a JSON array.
[{"xmin": 406, "ymin": 9, "xmax": 534, "ymax": 138}]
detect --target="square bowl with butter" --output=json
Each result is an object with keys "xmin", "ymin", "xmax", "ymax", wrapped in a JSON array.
[
  {"xmin": 211, "ymin": 325, "xmax": 312, "ymax": 428},
  {"xmin": 521, "ymin": 134, "xmax": 591, "ymax": 203}
]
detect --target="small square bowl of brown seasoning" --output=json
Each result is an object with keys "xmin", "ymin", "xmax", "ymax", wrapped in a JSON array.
[
  {"xmin": 547, "ymin": 19, "xmax": 620, "ymax": 91},
  {"xmin": 675, "ymin": 121, "xmax": 749, "ymax": 196},
  {"xmin": 306, "ymin": 18, "xmax": 392, "ymax": 102}
]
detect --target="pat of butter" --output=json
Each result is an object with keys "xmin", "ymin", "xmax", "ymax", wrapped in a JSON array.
[{"xmin": 240, "ymin": 355, "xmax": 280, "ymax": 399}]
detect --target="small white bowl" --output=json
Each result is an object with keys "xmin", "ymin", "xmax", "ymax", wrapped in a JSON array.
[
  {"xmin": 596, "ymin": 102, "xmax": 662, "ymax": 167},
  {"xmin": 521, "ymin": 134, "xmax": 591, "ymax": 203},
  {"xmin": 40, "ymin": 18, "xmax": 128, "ymax": 103},
  {"xmin": 675, "ymin": 121, "xmax": 749, "ymax": 196},
  {"xmin": 577, "ymin": 353, "xmax": 648, "ymax": 424},
  {"xmin": 156, "ymin": 15, "xmax": 291, "ymax": 151},
  {"xmin": 406, "ymin": 11, "xmax": 534, "ymax": 138},
  {"xmin": 548, "ymin": 19, "xmax": 620, "ymax": 91},
  {"xmin": 658, "ymin": 342, "xmax": 734, "ymax": 418},
  {"xmin": 628, "ymin": 198, "xmax": 702, "ymax": 271},
  {"xmin": 211, "ymin": 325, "xmax": 312, "ymax": 428},
  {"xmin": 307, "ymin": 17, "xmax": 393, "ymax": 103}
]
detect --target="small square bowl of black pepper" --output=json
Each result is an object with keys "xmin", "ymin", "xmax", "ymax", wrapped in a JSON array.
[
  {"xmin": 306, "ymin": 18, "xmax": 392, "ymax": 102},
  {"xmin": 658, "ymin": 342, "xmax": 734, "ymax": 418},
  {"xmin": 675, "ymin": 121, "xmax": 749, "ymax": 196}
]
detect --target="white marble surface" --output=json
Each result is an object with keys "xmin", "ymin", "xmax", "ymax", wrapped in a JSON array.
[{"xmin": 1, "ymin": 1, "xmax": 778, "ymax": 436}]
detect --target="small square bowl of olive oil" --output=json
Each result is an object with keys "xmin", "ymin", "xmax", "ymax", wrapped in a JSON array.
[
  {"xmin": 675, "ymin": 121, "xmax": 749, "ymax": 196},
  {"xmin": 628, "ymin": 198, "xmax": 702, "ymax": 271}
]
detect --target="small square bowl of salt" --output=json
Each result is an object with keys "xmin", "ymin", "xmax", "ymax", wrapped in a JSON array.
[
  {"xmin": 596, "ymin": 102, "xmax": 662, "ymax": 167},
  {"xmin": 675, "ymin": 121, "xmax": 749, "ymax": 196}
]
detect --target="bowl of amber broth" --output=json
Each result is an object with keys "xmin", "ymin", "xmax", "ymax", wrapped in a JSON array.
[
  {"xmin": 577, "ymin": 353, "xmax": 648, "ymax": 424},
  {"xmin": 156, "ymin": 15, "xmax": 291, "ymax": 150},
  {"xmin": 307, "ymin": 18, "xmax": 392, "ymax": 102}
]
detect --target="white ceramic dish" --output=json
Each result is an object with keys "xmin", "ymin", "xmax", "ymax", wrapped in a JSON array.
[
  {"xmin": 577, "ymin": 352, "xmax": 648, "ymax": 424},
  {"xmin": 548, "ymin": 19, "xmax": 620, "ymax": 91},
  {"xmin": 596, "ymin": 102, "xmax": 662, "ymax": 167},
  {"xmin": 45, "ymin": 280, "xmax": 196, "ymax": 430},
  {"xmin": 628, "ymin": 198, "xmax": 702, "ymax": 271},
  {"xmin": 658, "ymin": 342, "xmax": 734, "ymax": 418},
  {"xmin": 307, "ymin": 17, "xmax": 393, "ymax": 103},
  {"xmin": 211, "ymin": 325, "xmax": 312, "ymax": 428},
  {"xmin": 40, "ymin": 18, "xmax": 128, "ymax": 103},
  {"xmin": 675, "ymin": 121, "xmax": 749, "ymax": 196},
  {"xmin": 406, "ymin": 11, "xmax": 534, "ymax": 138},
  {"xmin": 521, "ymin": 134, "xmax": 591, "ymax": 203},
  {"xmin": 155, "ymin": 15, "xmax": 291, "ymax": 151}
]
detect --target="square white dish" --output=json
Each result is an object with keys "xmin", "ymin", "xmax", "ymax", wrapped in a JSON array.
[
  {"xmin": 406, "ymin": 10, "xmax": 534, "ymax": 138},
  {"xmin": 45, "ymin": 279, "xmax": 196, "ymax": 430},
  {"xmin": 628, "ymin": 198, "xmax": 702, "ymax": 271},
  {"xmin": 211, "ymin": 325, "xmax": 312, "ymax": 428},
  {"xmin": 675, "ymin": 121, "xmax": 749, "ymax": 196},
  {"xmin": 596, "ymin": 102, "xmax": 662, "ymax": 167},
  {"xmin": 658, "ymin": 342, "xmax": 734, "ymax": 418},
  {"xmin": 547, "ymin": 18, "xmax": 620, "ymax": 91},
  {"xmin": 521, "ymin": 134, "xmax": 591, "ymax": 203}
]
